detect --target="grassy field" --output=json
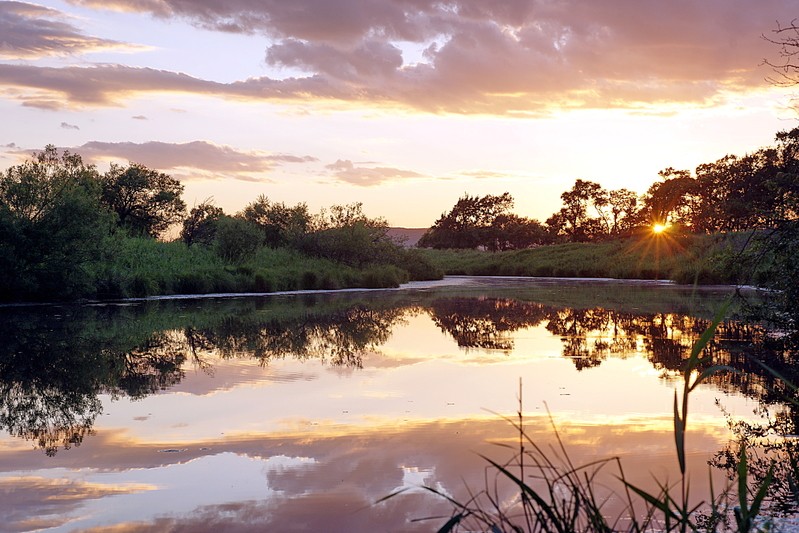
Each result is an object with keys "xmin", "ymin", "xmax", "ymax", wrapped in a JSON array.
[{"xmin": 417, "ymin": 232, "xmax": 755, "ymax": 285}]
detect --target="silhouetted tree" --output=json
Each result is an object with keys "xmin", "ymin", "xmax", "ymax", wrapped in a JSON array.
[
  {"xmin": 181, "ymin": 199, "xmax": 224, "ymax": 246},
  {"xmin": 546, "ymin": 179, "xmax": 609, "ymax": 242},
  {"xmin": 302, "ymin": 202, "xmax": 398, "ymax": 266},
  {"xmin": 420, "ymin": 192, "xmax": 544, "ymax": 250},
  {"xmin": 101, "ymin": 163, "xmax": 186, "ymax": 238}
]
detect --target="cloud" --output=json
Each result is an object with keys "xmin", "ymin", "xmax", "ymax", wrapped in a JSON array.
[
  {"xmin": 325, "ymin": 159, "xmax": 423, "ymax": 186},
  {"xmin": 71, "ymin": 140, "xmax": 318, "ymax": 180},
  {"xmin": 459, "ymin": 170, "xmax": 519, "ymax": 180},
  {"xmin": 8, "ymin": 0, "xmax": 791, "ymax": 114},
  {"xmin": 0, "ymin": 1, "xmax": 146, "ymax": 59},
  {"xmin": 0, "ymin": 417, "xmax": 729, "ymax": 532},
  {"xmin": 131, "ymin": 115, "xmax": 147, "ymax": 120},
  {"xmin": 0, "ymin": 64, "xmax": 351, "ymax": 109},
  {"xmin": 60, "ymin": 121, "xmax": 79, "ymax": 130},
  {"xmin": 1, "ymin": 476, "xmax": 153, "ymax": 532}
]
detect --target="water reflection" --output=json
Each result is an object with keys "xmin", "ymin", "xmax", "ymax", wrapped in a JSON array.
[{"xmin": 0, "ymin": 285, "xmax": 789, "ymax": 459}]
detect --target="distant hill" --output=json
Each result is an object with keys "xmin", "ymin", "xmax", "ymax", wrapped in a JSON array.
[{"xmin": 387, "ymin": 227, "xmax": 427, "ymax": 247}]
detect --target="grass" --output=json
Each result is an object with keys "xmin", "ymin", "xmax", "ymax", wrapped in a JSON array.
[
  {"xmin": 83, "ymin": 236, "xmax": 435, "ymax": 300},
  {"xmin": 417, "ymin": 232, "xmax": 757, "ymax": 285}
]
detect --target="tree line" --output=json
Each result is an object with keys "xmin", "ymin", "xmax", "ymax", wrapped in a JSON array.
[
  {"xmin": 0, "ymin": 146, "xmax": 440, "ymax": 301},
  {"xmin": 419, "ymin": 126, "xmax": 799, "ymax": 249}
]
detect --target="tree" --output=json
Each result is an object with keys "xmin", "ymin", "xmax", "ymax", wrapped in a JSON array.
[
  {"xmin": 601, "ymin": 188, "xmax": 639, "ymax": 236},
  {"xmin": 181, "ymin": 200, "xmax": 224, "ymax": 246},
  {"xmin": 763, "ymin": 20, "xmax": 799, "ymax": 88},
  {"xmin": 303, "ymin": 202, "xmax": 398, "ymax": 266},
  {"xmin": 484, "ymin": 214, "xmax": 549, "ymax": 251},
  {"xmin": 0, "ymin": 146, "xmax": 113, "ymax": 300},
  {"xmin": 101, "ymin": 163, "xmax": 186, "ymax": 238},
  {"xmin": 639, "ymin": 169, "xmax": 698, "ymax": 229},
  {"xmin": 418, "ymin": 193, "xmax": 511, "ymax": 249},
  {"xmin": 241, "ymin": 194, "xmax": 311, "ymax": 248},
  {"xmin": 546, "ymin": 179, "xmax": 607, "ymax": 242}
]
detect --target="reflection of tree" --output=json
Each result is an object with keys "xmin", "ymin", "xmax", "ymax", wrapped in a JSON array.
[
  {"xmin": 429, "ymin": 298, "xmax": 548, "ymax": 351},
  {"xmin": 710, "ymin": 405, "xmax": 799, "ymax": 516},
  {"xmin": 425, "ymin": 297, "xmax": 786, "ymax": 387},
  {"xmin": 0, "ymin": 307, "xmax": 186, "ymax": 455},
  {"xmin": 184, "ymin": 304, "xmax": 406, "ymax": 368},
  {"xmin": 0, "ymin": 298, "xmax": 408, "ymax": 454},
  {"xmin": 2, "ymin": 290, "xmax": 795, "ymax": 461}
]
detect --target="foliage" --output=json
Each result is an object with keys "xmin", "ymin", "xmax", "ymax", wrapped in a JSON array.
[
  {"xmin": 181, "ymin": 199, "xmax": 224, "ymax": 246},
  {"xmin": 419, "ymin": 192, "xmax": 546, "ymax": 250},
  {"xmin": 547, "ymin": 179, "xmax": 640, "ymax": 242},
  {"xmin": 301, "ymin": 202, "xmax": 401, "ymax": 267},
  {"xmin": 241, "ymin": 194, "xmax": 311, "ymax": 247},
  {"xmin": 101, "ymin": 162, "xmax": 186, "ymax": 238},
  {"xmin": 213, "ymin": 216, "xmax": 264, "ymax": 263},
  {"xmin": 417, "ymin": 233, "xmax": 750, "ymax": 283},
  {"xmin": 0, "ymin": 146, "xmax": 114, "ymax": 301}
]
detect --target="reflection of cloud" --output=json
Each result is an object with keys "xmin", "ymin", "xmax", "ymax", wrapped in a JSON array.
[
  {"xmin": 0, "ymin": 416, "xmax": 732, "ymax": 531},
  {"xmin": 0, "ymin": 1, "xmax": 146, "ymax": 59},
  {"xmin": 325, "ymin": 159, "xmax": 423, "ymax": 186},
  {"xmin": 1, "ymin": 476, "xmax": 154, "ymax": 532},
  {"xmin": 35, "ymin": 0, "xmax": 784, "ymax": 114}
]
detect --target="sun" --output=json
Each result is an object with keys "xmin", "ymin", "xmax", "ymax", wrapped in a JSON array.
[{"xmin": 652, "ymin": 223, "xmax": 668, "ymax": 234}]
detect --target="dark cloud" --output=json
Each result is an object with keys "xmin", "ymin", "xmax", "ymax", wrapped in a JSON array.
[
  {"xmin": 60, "ymin": 121, "xmax": 79, "ymax": 130},
  {"xmin": 325, "ymin": 159, "xmax": 423, "ymax": 186},
  {"xmin": 0, "ymin": 1, "xmax": 142, "ymax": 59},
  {"xmin": 131, "ymin": 114, "xmax": 148, "ymax": 120},
  {"xmin": 10, "ymin": 0, "xmax": 793, "ymax": 113}
]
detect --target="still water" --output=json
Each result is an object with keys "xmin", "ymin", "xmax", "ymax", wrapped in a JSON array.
[{"xmin": 0, "ymin": 277, "xmax": 784, "ymax": 531}]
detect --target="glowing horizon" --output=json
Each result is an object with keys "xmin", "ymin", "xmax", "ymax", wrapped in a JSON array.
[{"xmin": 1, "ymin": 1, "xmax": 796, "ymax": 226}]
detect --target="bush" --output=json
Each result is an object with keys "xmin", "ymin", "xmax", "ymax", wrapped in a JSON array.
[{"xmin": 214, "ymin": 216, "xmax": 264, "ymax": 263}]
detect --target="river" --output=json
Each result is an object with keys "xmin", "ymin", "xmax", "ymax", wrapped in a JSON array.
[{"xmin": 0, "ymin": 277, "xmax": 789, "ymax": 532}]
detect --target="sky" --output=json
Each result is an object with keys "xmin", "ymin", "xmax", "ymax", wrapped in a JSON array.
[{"xmin": 1, "ymin": 0, "xmax": 798, "ymax": 227}]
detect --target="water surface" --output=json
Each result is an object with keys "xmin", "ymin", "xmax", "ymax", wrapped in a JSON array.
[{"xmin": 0, "ymin": 277, "xmax": 782, "ymax": 531}]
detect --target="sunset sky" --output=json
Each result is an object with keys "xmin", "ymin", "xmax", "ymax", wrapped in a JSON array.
[{"xmin": 1, "ymin": 0, "xmax": 797, "ymax": 227}]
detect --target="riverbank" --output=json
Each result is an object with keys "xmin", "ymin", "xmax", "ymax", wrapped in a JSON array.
[{"xmin": 417, "ymin": 232, "xmax": 756, "ymax": 284}]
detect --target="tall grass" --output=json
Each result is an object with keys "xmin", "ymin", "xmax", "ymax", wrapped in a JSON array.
[
  {"xmin": 418, "ymin": 233, "xmax": 753, "ymax": 284},
  {"xmin": 84, "ymin": 236, "xmax": 434, "ymax": 300}
]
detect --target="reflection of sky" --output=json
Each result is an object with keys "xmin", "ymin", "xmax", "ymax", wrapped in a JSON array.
[{"xmin": 0, "ymin": 303, "xmax": 765, "ymax": 531}]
